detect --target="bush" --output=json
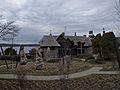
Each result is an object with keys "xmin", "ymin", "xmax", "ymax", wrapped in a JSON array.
[
  {"xmin": 88, "ymin": 59, "xmax": 105, "ymax": 64},
  {"xmin": 26, "ymin": 54, "xmax": 32, "ymax": 59},
  {"xmin": 86, "ymin": 56, "xmax": 95, "ymax": 61},
  {"xmin": 0, "ymin": 55, "xmax": 20, "ymax": 62},
  {"xmin": 77, "ymin": 54, "xmax": 94, "ymax": 59},
  {"xmin": 4, "ymin": 48, "xmax": 17, "ymax": 55},
  {"xmin": 87, "ymin": 59, "xmax": 96, "ymax": 64},
  {"xmin": 47, "ymin": 58, "xmax": 61, "ymax": 63},
  {"xmin": 95, "ymin": 60, "xmax": 105, "ymax": 64}
]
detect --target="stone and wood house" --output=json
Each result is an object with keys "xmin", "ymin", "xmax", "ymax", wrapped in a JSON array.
[{"xmin": 39, "ymin": 32, "xmax": 92, "ymax": 59}]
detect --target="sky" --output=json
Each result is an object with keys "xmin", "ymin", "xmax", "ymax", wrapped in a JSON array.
[{"xmin": 0, "ymin": 0, "xmax": 119, "ymax": 44}]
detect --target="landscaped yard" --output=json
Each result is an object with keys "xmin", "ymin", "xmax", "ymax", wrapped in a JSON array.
[
  {"xmin": 0, "ymin": 58, "xmax": 114, "ymax": 76},
  {"xmin": 0, "ymin": 60, "xmax": 93, "ymax": 75}
]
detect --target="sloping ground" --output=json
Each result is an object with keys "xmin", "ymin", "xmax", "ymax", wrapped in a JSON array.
[{"xmin": 0, "ymin": 74, "xmax": 120, "ymax": 90}]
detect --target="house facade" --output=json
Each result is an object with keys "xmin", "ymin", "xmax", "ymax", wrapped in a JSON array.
[
  {"xmin": 39, "ymin": 32, "xmax": 92, "ymax": 59},
  {"xmin": 55, "ymin": 32, "xmax": 92, "ymax": 56}
]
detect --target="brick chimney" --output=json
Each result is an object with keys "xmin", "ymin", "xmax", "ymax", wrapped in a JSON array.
[
  {"xmin": 84, "ymin": 35, "xmax": 87, "ymax": 37},
  {"xmin": 61, "ymin": 32, "xmax": 65, "ymax": 36},
  {"xmin": 89, "ymin": 31, "xmax": 94, "ymax": 38},
  {"xmin": 103, "ymin": 28, "xmax": 105, "ymax": 34}
]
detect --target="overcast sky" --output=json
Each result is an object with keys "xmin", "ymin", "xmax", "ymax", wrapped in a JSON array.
[{"xmin": 0, "ymin": 0, "xmax": 119, "ymax": 44}]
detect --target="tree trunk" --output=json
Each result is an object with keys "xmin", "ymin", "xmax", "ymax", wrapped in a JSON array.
[
  {"xmin": 115, "ymin": 40, "xmax": 120, "ymax": 69},
  {"xmin": 99, "ymin": 51, "xmax": 104, "ymax": 61},
  {"xmin": 0, "ymin": 46, "xmax": 9, "ymax": 69}
]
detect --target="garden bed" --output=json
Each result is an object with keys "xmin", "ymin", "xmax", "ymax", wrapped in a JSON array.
[{"xmin": 0, "ymin": 74, "xmax": 120, "ymax": 90}]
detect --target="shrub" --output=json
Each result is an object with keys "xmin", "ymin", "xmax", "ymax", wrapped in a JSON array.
[
  {"xmin": 77, "ymin": 54, "xmax": 94, "ymax": 59},
  {"xmin": 86, "ymin": 56, "xmax": 95, "ymax": 61},
  {"xmin": 0, "ymin": 55, "xmax": 20, "ymax": 62},
  {"xmin": 47, "ymin": 58, "xmax": 61, "ymax": 63},
  {"xmin": 88, "ymin": 59, "xmax": 105, "ymax": 64},
  {"xmin": 4, "ymin": 48, "xmax": 17, "ymax": 55},
  {"xmin": 95, "ymin": 60, "xmax": 105, "ymax": 64}
]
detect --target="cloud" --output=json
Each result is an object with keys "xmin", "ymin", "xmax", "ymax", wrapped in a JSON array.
[{"xmin": 0, "ymin": 0, "xmax": 117, "ymax": 43}]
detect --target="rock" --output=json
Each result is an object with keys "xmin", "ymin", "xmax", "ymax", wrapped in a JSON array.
[
  {"xmin": 20, "ymin": 60, "xmax": 27, "ymax": 65},
  {"xmin": 36, "ymin": 64, "xmax": 43, "ymax": 70},
  {"xmin": 80, "ymin": 59, "xmax": 86, "ymax": 62},
  {"xmin": 93, "ymin": 54, "xmax": 98, "ymax": 60},
  {"xmin": 35, "ymin": 61, "xmax": 44, "ymax": 70}
]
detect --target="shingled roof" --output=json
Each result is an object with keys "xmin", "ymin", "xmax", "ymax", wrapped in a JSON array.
[
  {"xmin": 39, "ymin": 35, "xmax": 60, "ymax": 47},
  {"xmin": 39, "ymin": 33, "xmax": 92, "ymax": 47},
  {"xmin": 53, "ymin": 35, "xmax": 92, "ymax": 46},
  {"xmin": 64, "ymin": 36, "xmax": 92, "ymax": 46}
]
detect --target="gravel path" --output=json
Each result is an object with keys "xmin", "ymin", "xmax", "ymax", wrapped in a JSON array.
[
  {"xmin": 68, "ymin": 67, "xmax": 103, "ymax": 78},
  {"xmin": 0, "ymin": 67, "xmax": 104, "ymax": 80}
]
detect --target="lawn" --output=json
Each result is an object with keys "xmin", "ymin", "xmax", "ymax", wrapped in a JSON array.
[
  {"xmin": 0, "ymin": 58, "xmax": 114, "ymax": 76},
  {"xmin": 0, "ymin": 60, "xmax": 93, "ymax": 76}
]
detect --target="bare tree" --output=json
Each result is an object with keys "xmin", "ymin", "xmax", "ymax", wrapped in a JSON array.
[
  {"xmin": 0, "ymin": 17, "xmax": 20, "ymax": 69},
  {"xmin": 0, "ymin": 21, "xmax": 19, "ymax": 41}
]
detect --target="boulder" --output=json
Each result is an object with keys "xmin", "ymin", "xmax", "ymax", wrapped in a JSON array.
[
  {"xmin": 36, "ymin": 64, "xmax": 43, "ymax": 70},
  {"xmin": 20, "ymin": 60, "xmax": 27, "ymax": 65},
  {"xmin": 35, "ymin": 61, "xmax": 44, "ymax": 70},
  {"xmin": 80, "ymin": 59, "xmax": 86, "ymax": 62}
]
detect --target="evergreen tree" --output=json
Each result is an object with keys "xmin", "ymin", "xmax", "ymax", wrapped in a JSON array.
[
  {"xmin": 93, "ymin": 32, "xmax": 116, "ymax": 60},
  {"xmin": 4, "ymin": 47, "xmax": 17, "ymax": 56}
]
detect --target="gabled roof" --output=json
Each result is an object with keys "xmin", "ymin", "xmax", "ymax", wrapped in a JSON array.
[
  {"xmin": 64, "ymin": 36, "xmax": 92, "ymax": 46},
  {"xmin": 39, "ymin": 35, "xmax": 60, "ymax": 47},
  {"xmin": 39, "ymin": 33, "xmax": 92, "ymax": 47},
  {"xmin": 84, "ymin": 37, "xmax": 92, "ymax": 46},
  {"xmin": 53, "ymin": 35, "xmax": 92, "ymax": 46}
]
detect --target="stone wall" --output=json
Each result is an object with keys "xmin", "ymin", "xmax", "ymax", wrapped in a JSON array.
[
  {"xmin": 84, "ymin": 47, "xmax": 93, "ymax": 55},
  {"xmin": 42, "ymin": 47, "xmax": 59, "ymax": 60}
]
